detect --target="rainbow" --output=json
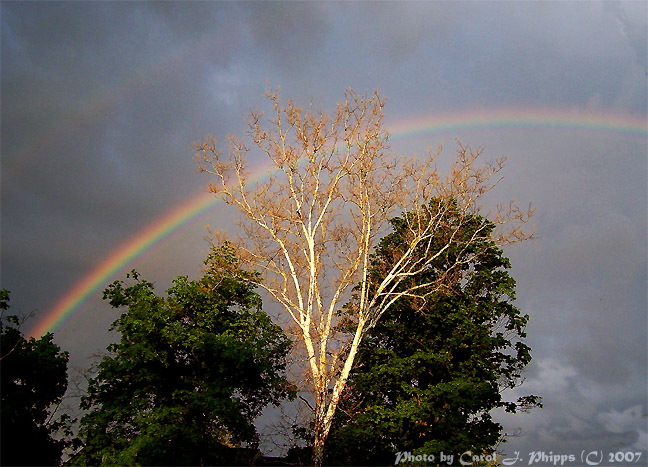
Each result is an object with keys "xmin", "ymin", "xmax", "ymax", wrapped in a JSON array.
[
  {"xmin": 27, "ymin": 108, "xmax": 646, "ymax": 338},
  {"xmin": 27, "ymin": 192, "xmax": 220, "ymax": 338},
  {"xmin": 388, "ymin": 108, "xmax": 647, "ymax": 140}
]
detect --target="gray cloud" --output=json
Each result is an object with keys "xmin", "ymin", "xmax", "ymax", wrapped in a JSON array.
[
  {"xmin": 606, "ymin": 1, "xmax": 648, "ymax": 70},
  {"xmin": 244, "ymin": 1, "xmax": 331, "ymax": 72}
]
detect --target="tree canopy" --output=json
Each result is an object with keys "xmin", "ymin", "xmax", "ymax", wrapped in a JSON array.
[
  {"xmin": 325, "ymin": 200, "xmax": 541, "ymax": 465},
  {"xmin": 72, "ymin": 244, "xmax": 294, "ymax": 466},
  {"xmin": 1, "ymin": 289, "xmax": 72, "ymax": 466},
  {"xmin": 195, "ymin": 89, "xmax": 533, "ymax": 465}
]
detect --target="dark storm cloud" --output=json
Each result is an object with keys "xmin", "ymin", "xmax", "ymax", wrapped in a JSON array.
[
  {"xmin": 1, "ymin": 1, "xmax": 249, "ymax": 310},
  {"xmin": 2, "ymin": 1, "xmax": 252, "ymax": 231},
  {"xmin": 500, "ymin": 354, "xmax": 647, "ymax": 454},
  {"xmin": 351, "ymin": 2, "xmax": 456, "ymax": 62},
  {"xmin": 245, "ymin": 1, "xmax": 331, "ymax": 70}
]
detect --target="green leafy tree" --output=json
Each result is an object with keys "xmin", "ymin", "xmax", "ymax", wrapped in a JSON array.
[
  {"xmin": 1, "ymin": 289, "xmax": 72, "ymax": 466},
  {"xmin": 196, "ymin": 90, "xmax": 533, "ymax": 466},
  {"xmin": 72, "ymin": 244, "xmax": 294, "ymax": 466},
  {"xmin": 325, "ymin": 200, "xmax": 541, "ymax": 465}
]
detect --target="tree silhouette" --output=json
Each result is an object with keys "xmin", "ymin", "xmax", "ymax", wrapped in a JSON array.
[{"xmin": 1, "ymin": 289, "xmax": 72, "ymax": 466}]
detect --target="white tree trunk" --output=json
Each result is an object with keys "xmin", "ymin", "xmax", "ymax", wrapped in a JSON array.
[{"xmin": 195, "ymin": 89, "xmax": 533, "ymax": 465}]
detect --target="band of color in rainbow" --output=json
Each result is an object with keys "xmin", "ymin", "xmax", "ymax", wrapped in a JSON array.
[
  {"xmin": 27, "ymin": 193, "xmax": 218, "ymax": 338},
  {"xmin": 27, "ymin": 109, "xmax": 647, "ymax": 338}
]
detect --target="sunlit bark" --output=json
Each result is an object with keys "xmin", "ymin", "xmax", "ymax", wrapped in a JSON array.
[{"xmin": 195, "ymin": 89, "xmax": 532, "ymax": 466}]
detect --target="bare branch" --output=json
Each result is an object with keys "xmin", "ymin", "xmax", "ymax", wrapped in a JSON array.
[{"xmin": 196, "ymin": 89, "xmax": 532, "ymax": 466}]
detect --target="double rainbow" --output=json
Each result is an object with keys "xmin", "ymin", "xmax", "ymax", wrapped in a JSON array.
[{"xmin": 27, "ymin": 109, "xmax": 646, "ymax": 338}]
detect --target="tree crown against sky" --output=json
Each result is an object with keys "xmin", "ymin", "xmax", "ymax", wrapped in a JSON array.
[
  {"xmin": 1, "ymin": 289, "xmax": 72, "ymax": 466},
  {"xmin": 195, "ymin": 89, "xmax": 534, "ymax": 465},
  {"xmin": 72, "ymin": 244, "xmax": 294, "ymax": 466},
  {"xmin": 325, "ymin": 201, "xmax": 541, "ymax": 465}
]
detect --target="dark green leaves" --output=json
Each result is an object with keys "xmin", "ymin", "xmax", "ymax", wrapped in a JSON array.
[
  {"xmin": 327, "ymin": 200, "xmax": 540, "ymax": 465},
  {"xmin": 1, "ymin": 290, "xmax": 71, "ymax": 466},
  {"xmin": 73, "ymin": 245, "xmax": 294, "ymax": 466}
]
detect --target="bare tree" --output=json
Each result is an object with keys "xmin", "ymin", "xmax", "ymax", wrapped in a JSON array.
[{"xmin": 195, "ymin": 89, "xmax": 532, "ymax": 466}]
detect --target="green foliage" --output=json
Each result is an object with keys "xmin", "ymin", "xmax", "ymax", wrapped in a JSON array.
[
  {"xmin": 1, "ymin": 289, "xmax": 72, "ymax": 466},
  {"xmin": 326, "ymin": 200, "xmax": 541, "ymax": 465},
  {"xmin": 72, "ymin": 244, "xmax": 294, "ymax": 466}
]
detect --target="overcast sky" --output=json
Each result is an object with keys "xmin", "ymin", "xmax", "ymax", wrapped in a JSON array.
[{"xmin": 1, "ymin": 1, "xmax": 646, "ymax": 462}]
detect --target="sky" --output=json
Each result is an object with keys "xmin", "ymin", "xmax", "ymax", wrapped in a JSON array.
[{"xmin": 1, "ymin": 1, "xmax": 646, "ymax": 462}]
